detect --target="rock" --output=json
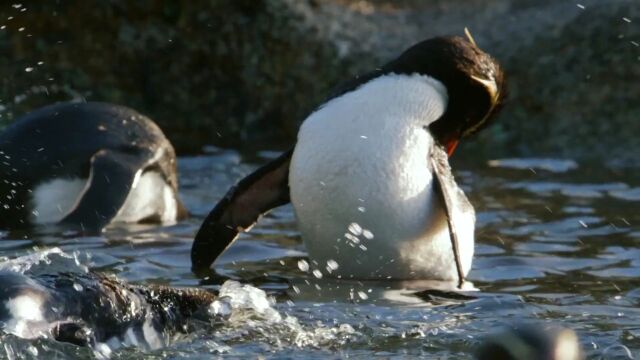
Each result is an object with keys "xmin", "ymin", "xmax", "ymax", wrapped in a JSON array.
[{"xmin": 0, "ymin": 0, "xmax": 638, "ymax": 161}]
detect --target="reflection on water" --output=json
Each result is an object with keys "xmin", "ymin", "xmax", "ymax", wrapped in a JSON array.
[{"xmin": 0, "ymin": 148, "xmax": 639, "ymax": 358}]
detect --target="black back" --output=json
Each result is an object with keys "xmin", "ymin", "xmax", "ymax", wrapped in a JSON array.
[{"xmin": 0, "ymin": 102, "xmax": 180, "ymax": 229}]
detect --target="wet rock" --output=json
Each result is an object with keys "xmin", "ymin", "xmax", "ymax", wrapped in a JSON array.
[{"xmin": 0, "ymin": 0, "xmax": 638, "ymax": 160}]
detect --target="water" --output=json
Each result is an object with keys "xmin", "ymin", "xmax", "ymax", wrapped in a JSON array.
[{"xmin": 0, "ymin": 148, "xmax": 639, "ymax": 359}]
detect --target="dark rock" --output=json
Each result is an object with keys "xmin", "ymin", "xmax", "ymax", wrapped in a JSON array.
[{"xmin": 0, "ymin": 0, "xmax": 637, "ymax": 161}]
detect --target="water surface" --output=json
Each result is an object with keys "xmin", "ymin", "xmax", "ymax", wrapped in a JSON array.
[{"xmin": 0, "ymin": 149, "xmax": 639, "ymax": 359}]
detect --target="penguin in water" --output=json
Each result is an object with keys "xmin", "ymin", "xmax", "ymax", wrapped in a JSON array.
[
  {"xmin": 192, "ymin": 31, "xmax": 506, "ymax": 286},
  {"xmin": 475, "ymin": 324, "xmax": 583, "ymax": 360},
  {"xmin": 0, "ymin": 271, "xmax": 215, "ymax": 349},
  {"xmin": 0, "ymin": 102, "xmax": 188, "ymax": 232}
]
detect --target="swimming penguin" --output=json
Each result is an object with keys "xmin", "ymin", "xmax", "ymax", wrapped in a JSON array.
[
  {"xmin": 0, "ymin": 102, "xmax": 188, "ymax": 232},
  {"xmin": 475, "ymin": 324, "xmax": 583, "ymax": 360},
  {"xmin": 0, "ymin": 271, "xmax": 215, "ymax": 349},
  {"xmin": 191, "ymin": 32, "xmax": 505, "ymax": 285}
]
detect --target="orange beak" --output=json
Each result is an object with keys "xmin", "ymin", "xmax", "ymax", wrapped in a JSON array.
[{"xmin": 445, "ymin": 139, "xmax": 459, "ymax": 157}]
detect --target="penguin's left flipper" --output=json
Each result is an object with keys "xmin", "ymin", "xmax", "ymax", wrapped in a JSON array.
[
  {"xmin": 430, "ymin": 144, "xmax": 473, "ymax": 289},
  {"xmin": 61, "ymin": 149, "xmax": 150, "ymax": 233},
  {"xmin": 191, "ymin": 150, "xmax": 293, "ymax": 272}
]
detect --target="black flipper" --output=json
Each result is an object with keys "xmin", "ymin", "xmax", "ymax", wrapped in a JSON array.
[
  {"xmin": 413, "ymin": 288, "xmax": 477, "ymax": 305},
  {"xmin": 430, "ymin": 144, "xmax": 473, "ymax": 289},
  {"xmin": 61, "ymin": 149, "xmax": 150, "ymax": 233},
  {"xmin": 191, "ymin": 150, "xmax": 293, "ymax": 271}
]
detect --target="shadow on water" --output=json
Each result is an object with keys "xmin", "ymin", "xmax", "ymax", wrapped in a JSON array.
[{"xmin": 0, "ymin": 148, "xmax": 638, "ymax": 358}]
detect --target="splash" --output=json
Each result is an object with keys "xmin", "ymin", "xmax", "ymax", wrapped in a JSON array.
[
  {"xmin": 0, "ymin": 247, "xmax": 87, "ymax": 274},
  {"xmin": 209, "ymin": 281, "xmax": 357, "ymax": 348}
]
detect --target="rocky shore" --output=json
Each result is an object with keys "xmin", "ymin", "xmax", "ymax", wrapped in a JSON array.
[{"xmin": 1, "ymin": 0, "xmax": 638, "ymax": 161}]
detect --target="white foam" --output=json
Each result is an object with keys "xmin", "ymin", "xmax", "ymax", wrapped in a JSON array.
[
  {"xmin": 0, "ymin": 248, "xmax": 74, "ymax": 274},
  {"xmin": 208, "ymin": 281, "xmax": 356, "ymax": 348}
]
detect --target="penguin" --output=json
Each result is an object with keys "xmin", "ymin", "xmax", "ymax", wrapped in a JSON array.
[
  {"xmin": 0, "ymin": 102, "xmax": 188, "ymax": 232},
  {"xmin": 0, "ymin": 271, "xmax": 215, "ymax": 348},
  {"xmin": 475, "ymin": 324, "xmax": 583, "ymax": 360},
  {"xmin": 191, "ymin": 31, "xmax": 506, "ymax": 286}
]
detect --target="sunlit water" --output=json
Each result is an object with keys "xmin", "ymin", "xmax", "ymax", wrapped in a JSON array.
[{"xmin": 0, "ymin": 148, "xmax": 639, "ymax": 359}]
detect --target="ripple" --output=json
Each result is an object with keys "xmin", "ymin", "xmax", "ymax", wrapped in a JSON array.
[
  {"xmin": 488, "ymin": 158, "xmax": 579, "ymax": 173},
  {"xmin": 0, "ymin": 152, "xmax": 637, "ymax": 357}
]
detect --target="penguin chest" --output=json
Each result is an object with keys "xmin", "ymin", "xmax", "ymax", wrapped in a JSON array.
[
  {"xmin": 290, "ymin": 124, "xmax": 472, "ymax": 280},
  {"xmin": 288, "ymin": 74, "xmax": 474, "ymax": 280}
]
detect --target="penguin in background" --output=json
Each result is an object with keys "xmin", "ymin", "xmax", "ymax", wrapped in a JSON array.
[
  {"xmin": 192, "ymin": 30, "xmax": 506, "ymax": 287},
  {"xmin": 0, "ymin": 102, "xmax": 188, "ymax": 233}
]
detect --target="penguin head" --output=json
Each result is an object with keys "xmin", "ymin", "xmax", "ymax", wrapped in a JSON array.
[{"xmin": 383, "ymin": 33, "xmax": 506, "ymax": 156}]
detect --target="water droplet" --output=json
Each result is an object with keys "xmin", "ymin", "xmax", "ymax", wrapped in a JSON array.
[
  {"xmin": 73, "ymin": 283, "xmax": 83, "ymax": 291},
  {"xmin": 326, "ymin": 259, "xmax": 339, "ymax": 271},
  {"xmin": 623, "ymin": 17, "xmax": 631, "ymax": 23},
  {"xmin": 357, "ymin": 206, "xmax": 366, "ymax": 212},
  {"xmin": 18, "ymin": 27, "xmax": 24, "ymax": 32},
  {"xmin": 297, "ymin": 259, "xmax": 309, "ymax": 272},
  {"xmin": 24, "ymin": 67, "xmax": 33, "ymax": 72},
  {"xmin": 312, "ymin": 269, "xmax": 323, "ymax": 279},
  {"xmin": 344, "ymin": 233, "xmax": 360, "ymax": 244},
  {"xmin": 357, "ymin": 291, "xmax": 368, "ymax": 300},
  {"xmin": 26, "ymin": 345, "xmax": 37, "ymax": 356},
  {"xmin": 576, "ymin": 4, "xmax": 585, "ymax": 9},
  {"xmin": 348, "ymin": 222, "xmax": 362, "ymax": 236},
  {"xmin": 292, "ymin": 285, "xmax": 300, "ymax": 294},
  {"xmin": 362, "ymin": 229, "xmax": 374, "ymax": 239}
]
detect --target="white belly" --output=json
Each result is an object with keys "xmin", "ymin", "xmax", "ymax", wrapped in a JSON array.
[
  {"xmin": 30, "ymin": 178, "xmax": 87, "ymax": 224},
  {"xmin": 289, "ymin": 74, "xmax": 474, "ymax": 280},
  {"xmin": 113, "ymin": 171, "xmax": 178, "ymax": 224},
  {"xmin": 30, "ymin": 171, "xmax": 178, "ymax": 225}
]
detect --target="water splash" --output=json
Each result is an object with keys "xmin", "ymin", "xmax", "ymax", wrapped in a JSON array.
[
  {"xmin": 209, "ymin": 281, "xmax": 357, "ymax": 348},
  {"xmin": 0, "ymin": 247, "xmax": 87, "ymax": 274}
]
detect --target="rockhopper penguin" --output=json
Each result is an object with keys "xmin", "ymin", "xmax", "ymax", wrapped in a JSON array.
[
  {"xmin": 0, "ymin": 102, "xmax": 188, "ymax": 232},
  {"xmin": 192, "ymin": 31, "xmax": 506, "ymax": 286}
]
